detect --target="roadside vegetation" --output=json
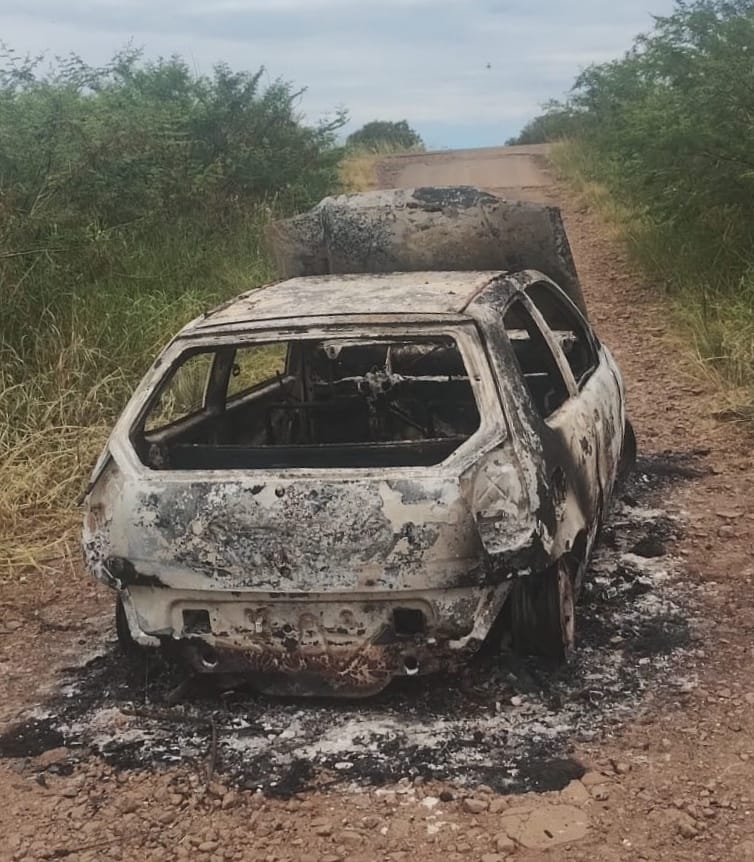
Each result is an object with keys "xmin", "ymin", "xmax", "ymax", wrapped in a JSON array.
[
  {"xmin": 0, "ymin": 48, "xmax": 350, "ymax": 574},
  {"xmin": 340, "ymin": 120, "xmax": 425, "ymax": 191},
  {"xmin": 509, "ymin": 0, "xmax": 754, "ymax": 413}
]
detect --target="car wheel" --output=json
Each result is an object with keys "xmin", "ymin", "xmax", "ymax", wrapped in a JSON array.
[
  {"xmin": 509, "ymin": 558, "xmax": 576, "ymax": 661},
  {"xmin": 115, "ymin": 593, "xmax": 145, "ymax": 660}
]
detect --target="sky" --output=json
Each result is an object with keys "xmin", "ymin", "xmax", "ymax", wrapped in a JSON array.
[{"xmin": 0, "ymin": 0, "xmax": 677, "ymax": 148}]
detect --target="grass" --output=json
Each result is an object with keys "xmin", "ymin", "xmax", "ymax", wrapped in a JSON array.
[
  {"xmin": 551, "ymin": 139, "xmax": 754, "ymax": 418},
  {"xmin": 339, "ymin": 142, "xmax": 424, "ymax": 193},
  {"xmin": 0, "ymin": 210, "xmax": 276, "ymax": 578},
  {"xmin": 339, "ymin": 149, "xmax": 382, "ymax": 192}
]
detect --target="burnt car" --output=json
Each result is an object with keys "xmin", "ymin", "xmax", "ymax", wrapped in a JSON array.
[{"xmin": 82, "ymin": 188, "xmax": 633, "ymax": 697}]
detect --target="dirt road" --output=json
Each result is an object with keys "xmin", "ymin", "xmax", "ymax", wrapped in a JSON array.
[
  {"xmin": 2, "ymin": 147, "xmax": 754, "ymax": 862},
  {"xmin": 378, "ymin": 144, "xmax": 553, "ymax": 203}
]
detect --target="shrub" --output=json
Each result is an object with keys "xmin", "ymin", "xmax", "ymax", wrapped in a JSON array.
[{"xmin": 346, "ymin": 120, "xmax": 424, "ymax": 152}]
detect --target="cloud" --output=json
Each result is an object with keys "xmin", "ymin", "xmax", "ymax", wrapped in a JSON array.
[{"xmin": 0, "ymin": 0, "xmax": 677, "ymax": 146}]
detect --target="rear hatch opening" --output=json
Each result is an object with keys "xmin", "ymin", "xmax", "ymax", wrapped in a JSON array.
[{"xmin": 132, "ymin": 333, "xmax": 482, "ymax": 470}]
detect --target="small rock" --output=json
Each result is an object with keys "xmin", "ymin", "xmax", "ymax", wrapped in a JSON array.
[
  {"xmin": 314, "ymin": 824, "xmax": 332, "ymax": 837},
  {"xmin": 481, "ymin": 855, "xmax": 503, "ymax": 862},
  {"xmin": 495, "ymin": 834, "xmax": 516, "ymax": 852},
  {"xmin": 489, "ymin": 797, "xmax": 507, "ymax": 814},
  {"xmin": 340, "ymin": 831, "xmax": 362, "ymax": 845},
  {"xmin": 590, "ymin": 786, "xmax": 610, "ymax": 802},
  {"xmin": 35, "ymin": 747, "xmax": 69, "ymax": 768},
  {"xmin": 631, "ymin": 537, "xmax": 666, "ymax": 558},
  {"xmin": 735, "ymin": 839, "xmax": 754, "ymax": 860},
  {"xmin": 221, "ymin": 791, "xmax": 239, "ymax": 811},
  {"xmin": 500, "ymin": 803, "xmax": 589, "ymax": 849},
  {"xmin": 439, "ymin": 790, "xmax": 454, "ymax": 803},
  {"xmin": 463, "ymin": 798, "xmax": 488, "ymax": 814},
  {"xmin": 560, "ymin": 780, "xmax": 591, "ymax": 805},
  {"xmin": 198, "ymin": 841, "xmax": 219, "ymax": 852},
  {"xmin": 581, "ymin": 772, "xmax": 608, "ymax": 787},
  {"xmin": 678, "ymin": 821, "xmax": 698, "ymax": 839}
]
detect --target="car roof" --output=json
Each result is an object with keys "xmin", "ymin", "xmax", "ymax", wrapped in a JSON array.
[{"xmin": 188, "ymin": 271, "xmax": 509, "ymax": 332}]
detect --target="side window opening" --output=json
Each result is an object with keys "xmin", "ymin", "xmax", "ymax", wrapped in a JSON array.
[
  {"xmin": 136, "ymin": 334, "xmax": 482, "ymax": 470},
  {"xmin": 526, "ymin": 281, "xmax": 598, "ymax": 388},
  {"xmin": 503, "ymin": 299, "xmax": 570, "ymax": 419},
  {"xmin": 143, "ymin": 352, "xmax": 214, "ymax": 433},
  {"xmin": 227, "ymin": 343, "xmax": 289, "ymax": 400}
]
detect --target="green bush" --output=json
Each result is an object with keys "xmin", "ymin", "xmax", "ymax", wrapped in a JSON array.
[
  {"xmin": 0, "ymin": 47, "xmax": 346, "ymax": 418},
  {"xmin": 505, "ymin": 103, "xmax": 581, "ymax": 145},
  {"xmin": 346, "ymin": 120, "xmax": 424, "ymax": 152}
]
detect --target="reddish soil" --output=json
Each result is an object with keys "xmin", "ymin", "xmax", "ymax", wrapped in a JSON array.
[{"xmin": 1, "ymin": 149, "xmax": 754, "ymax": 862}]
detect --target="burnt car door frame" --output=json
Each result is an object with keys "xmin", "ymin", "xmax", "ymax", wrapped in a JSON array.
[
  {"xmin": 523, "ymin": 276, "xmax": 624, "ymax": 529},
  {"xmin": 468, "ymin": 274, "xmax": 604, "ymax": 572},
  {"xmin": 519, "ymin": 278, "xmax": 606, "ymax": 585}
]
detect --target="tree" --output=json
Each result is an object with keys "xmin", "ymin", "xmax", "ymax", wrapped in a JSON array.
[
  {"xmin": 347, "ymin": 120, "xmax": 424, "ymax": 152},
  {"xmin": 506, "ymin": 102, "xmax": 581, "ymax": 145}
]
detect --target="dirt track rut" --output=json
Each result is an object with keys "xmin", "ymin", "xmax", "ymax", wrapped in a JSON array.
[{"xmin": 1, "ymin": 147, "xmax": 754, "ymax": 862}]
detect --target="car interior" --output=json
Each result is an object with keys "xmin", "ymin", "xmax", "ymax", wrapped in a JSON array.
[{"xmin": 134, "ymin": 336, "xmax": 482, "ymax": 469}]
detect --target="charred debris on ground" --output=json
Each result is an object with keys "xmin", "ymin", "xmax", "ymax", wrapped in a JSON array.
[{"xmin": 0, "ymin": 450, "xmax": 707, "ymax": 797}]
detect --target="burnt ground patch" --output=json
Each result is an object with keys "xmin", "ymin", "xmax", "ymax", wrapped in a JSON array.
[{"xmin": 0, "ymin": 451, "xmax": 708, "ymax": 797}]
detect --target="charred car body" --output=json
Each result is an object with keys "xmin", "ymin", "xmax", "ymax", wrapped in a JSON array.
[{"xmin": 83, "ymin": 187, "xmax": 632, "ymax": 696}]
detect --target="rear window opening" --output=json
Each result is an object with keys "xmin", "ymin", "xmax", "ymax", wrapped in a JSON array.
[{"xmin": 134, "ymin": 334, "xmax": 481, "ymax": 469}]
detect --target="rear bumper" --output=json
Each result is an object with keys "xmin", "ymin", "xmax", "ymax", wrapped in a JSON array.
[{"xmin": 120, "ymin": 582, "xmax": 514, "ymax": 696}]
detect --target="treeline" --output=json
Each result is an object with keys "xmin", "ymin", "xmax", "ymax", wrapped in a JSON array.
[
  {"xmin": 510, "ymin": 0, "xmax": 754, "ymax": 398},
  {"xmin": 0, "ymin": 48, "xmax": 346, "ymax": 381}
]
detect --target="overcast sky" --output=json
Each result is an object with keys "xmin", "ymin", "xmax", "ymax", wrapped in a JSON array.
[{"xmin": 0, "ymin": 0, "xmax": 676, "ymax": 148}]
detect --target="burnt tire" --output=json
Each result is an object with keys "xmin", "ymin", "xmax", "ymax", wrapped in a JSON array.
[
  {"xmin": 509, "ymin": 559, "xmax": 575, "ymax": 661},
  {"xmin": 115, "ymin": 594, "xmax": 145, "ymax": 660}
]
